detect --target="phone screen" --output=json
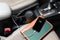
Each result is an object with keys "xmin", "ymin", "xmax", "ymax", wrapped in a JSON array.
[{"xmin": 33, "ymin": 17, "xmax": 45, "ymax": 32}]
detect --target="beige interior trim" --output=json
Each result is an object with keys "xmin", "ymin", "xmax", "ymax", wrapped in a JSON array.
[{"xmin": 0, "ymin": 0, "xmax": 36, "ymax": 10}]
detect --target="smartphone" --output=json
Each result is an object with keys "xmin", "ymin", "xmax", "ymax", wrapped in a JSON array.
[{"xmin": 33, "ymin": 17, "xmax": 45, "ymax": 32}]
